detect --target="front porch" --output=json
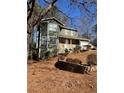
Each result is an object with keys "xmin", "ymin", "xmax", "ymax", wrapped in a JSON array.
[{"xmin": 58, "ymin": 37, "xmax": 80, "ymax": 53}]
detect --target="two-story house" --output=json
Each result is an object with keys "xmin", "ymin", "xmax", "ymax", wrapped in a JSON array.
[{"xmin": 35, "ymin": 17, "xmax": 90, "ymax": 58}]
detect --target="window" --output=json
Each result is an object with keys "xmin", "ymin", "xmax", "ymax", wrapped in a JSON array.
[
  {"xmin": 49, "ymin": 31, "xmax": 57, "ymax": 36},
  {"xmin": 72, "ymin": 39, "xmax": 79, "ymax": 45},
  {"xmin": 49, "ymin": 37, "xmax": 57, "ymax": 44},
  {"xmin": 59, "ymin": 38, "xmax": 66, "ymax": 43},
  {"xmin": 41, "ymin": 36, "xmax": 46, "ymax": 45},
  {"xmin": 48, "ymin": 23, "xmax": 58, "ymax": 31}
]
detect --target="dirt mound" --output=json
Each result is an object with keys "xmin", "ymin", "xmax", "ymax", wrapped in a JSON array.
[{"xmin": 28, "ymin": 50, "xmax": 97, "ymax": 93}]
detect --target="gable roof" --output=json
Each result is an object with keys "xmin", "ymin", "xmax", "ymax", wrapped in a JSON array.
[
  {"xmin": 61, "ymin": 26, "xmax": 77, "ymax": 32},
  {"xmin": 41, "ymin": 17, "xmax": 65, "ymax": 26},
  {"xmin": 42, "ymin": 17, "xmax": 77, "ymax": 32}
]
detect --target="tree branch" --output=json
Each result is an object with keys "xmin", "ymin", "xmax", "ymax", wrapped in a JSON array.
[
  {"xmin": 43, "ymin": 0, "xmax": 50, "ymax": 4},
  {"xmin": 56, "ymin": 8, "xmax": 72, "ymax": 19},
  {"xmin": 27, "ymin": 0, "xmax": 35, "ymax": 21},
  {"xmin": 33, "ymin": 0, "xmax": 58, "ymax": 27}
]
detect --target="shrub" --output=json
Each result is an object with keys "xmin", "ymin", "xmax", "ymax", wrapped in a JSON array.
[
  {"xmin": 66, "ymin": 58, "xmax": 82, "ymax": 64},
  {"xmin": 73, "ymin": 46, "xmax": 81, "ymax": 53},
  {"xmin": 45, "ymin": 51, "xmax": 51, "ymax": 59},
  {"xmin": 66, "ymin": 58, "xmax": 74, "ymax": 63},
  {"xmin": 87, "ymin": 54, "xmax": 97, "ymax": 65},
  {"xmin": 32, "ymin": 49, "xmax": 39, "ymax": 61},
  {"xmin": 65, "ymin": 48, "xmax": 69, "ymax": 53},
  {"xmin": 58, "ymin": 55, "xmax": 66, "ymax": 60},
  {"xmin": 73, "ymin": 58, "xmax": 82, "ymax": 64}
]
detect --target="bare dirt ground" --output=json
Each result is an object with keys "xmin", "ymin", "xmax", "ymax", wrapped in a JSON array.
[{"xmin": 28, "ymin": 50, "xmax": 97, "ymax": 93}]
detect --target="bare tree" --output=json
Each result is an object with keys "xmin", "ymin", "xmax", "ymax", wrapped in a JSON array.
[{"xmin": 27, "ymin": 0, "xmax": 58, "ymax": 59}]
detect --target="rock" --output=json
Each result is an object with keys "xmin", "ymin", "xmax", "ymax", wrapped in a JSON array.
[{"xmin": 89, "ymin": 84, "xmax": 93, "ymax": 88}]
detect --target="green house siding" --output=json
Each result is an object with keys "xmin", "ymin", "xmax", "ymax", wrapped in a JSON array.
[{"xmin": 59, "ymin": 28, "xmax": 78, "ymax": 37}]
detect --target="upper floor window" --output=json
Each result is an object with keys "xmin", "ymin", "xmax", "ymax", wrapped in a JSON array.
[{"xmin": 48, "ymin": 23, "xmax": 58, "ymax": 31}]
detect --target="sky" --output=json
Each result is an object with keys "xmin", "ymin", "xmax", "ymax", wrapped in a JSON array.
[{"xmin": 37, "ymin": 0, "xmax": 97, "ymax": 36}]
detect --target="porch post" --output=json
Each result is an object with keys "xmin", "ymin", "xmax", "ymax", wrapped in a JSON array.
[
  {"xmin": 65, "ymin": 39, "xmax": 68, "ymax": 49},
  {"xmin": 70, "ymin": 39, "xmax": 72, "ymax": 49},
  {"xmin": 70, "ymin": 39, "xmax": 72, "ymax": 44}
]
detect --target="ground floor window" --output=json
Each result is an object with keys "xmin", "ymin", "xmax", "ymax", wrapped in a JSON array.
[
  {"xmin": 59, "ymin": 37, "xmax": 66, "ymax": 43},
  {"xmin": 72, "ymin": 39, "xmax": 79, "ymax": 45},
  {"xmin": 59, "ymin": 38, "xmax": 72, "ymax": 44},
  {"xmin": 49, "ymin": 36, "xmax": 57, "ymax": 44},
  {"xmin": 59, "ymin": 37, "xmax": 80, "ymax": 45}
]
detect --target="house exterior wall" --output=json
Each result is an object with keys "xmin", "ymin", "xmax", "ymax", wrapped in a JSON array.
[
  {"xmin": 59, "ymin": 28, "xmax": 78, "ymax": 37},
  {"xmin": 80, "ymin": 40, "xmax": 89, "ymax": 50},
  {"xmin": 80, "ymin": 40, "xmax": 89, "ymax": 45},
  {"xmin": 39, "ymin": 21, "xmax": 60, "ymax": 57},
  {"xmin": 47, "ymin": 22, "xmax": 60, "ymax": 56},
  {"xmin": 58, "ymin": 28, "xmax": 79, "ymax": 53},
  {"xmin": 58, "ymin": 43, "xmax": 76, "ymax": 53}
]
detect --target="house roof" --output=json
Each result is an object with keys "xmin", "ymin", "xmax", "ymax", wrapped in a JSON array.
[
  {"xmin": 59, "ymin": 35, "xmax": 90, "ymax": 41},
  {"xmin": 41, "ymin": 17, "xmax": 65, "ymax": 26},
  {"xmin": 41, "ymin": 17, "xmax": 77, "ymax": 32},
  {"xmin": 61, "ymin": 26, "xmax": 77, "ymax": 32}
]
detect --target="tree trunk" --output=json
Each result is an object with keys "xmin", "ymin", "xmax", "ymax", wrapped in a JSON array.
[
  {"xmin": 27, "ymin": 23, "xmax": 33, "ymax": 60},
  {"xmin": 27, "ymin": 0, "xmax": 58, "ymax": 60},
  {"xmin": 27, "ymin": 33, "xmax": 32, "ymax": 59}
]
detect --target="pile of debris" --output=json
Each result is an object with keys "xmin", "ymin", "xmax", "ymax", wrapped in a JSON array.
[{"xmin": 55, "ymin": 54, "xmax": 97, "ymax": 74}]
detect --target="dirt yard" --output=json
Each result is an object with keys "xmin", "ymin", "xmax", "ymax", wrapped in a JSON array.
[{"xmin": 28, "ymin": 50, "xmax": 97, "ymax": 93}]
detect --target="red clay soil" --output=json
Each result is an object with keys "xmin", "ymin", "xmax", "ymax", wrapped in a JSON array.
[{"xmin": 28, "ymin": 50, "xmax": 97, "ymax": 93}]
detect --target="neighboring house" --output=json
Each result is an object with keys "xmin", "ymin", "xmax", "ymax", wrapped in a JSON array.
[{"xmin": 35, "ymin": 17, "xmax": 90, "ymax": 58}]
